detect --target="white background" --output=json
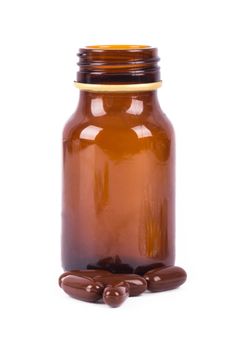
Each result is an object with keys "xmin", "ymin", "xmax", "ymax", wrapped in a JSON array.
[{"xmin": 0, "ymin": 0, "xmax": 232, "ymax": 349}]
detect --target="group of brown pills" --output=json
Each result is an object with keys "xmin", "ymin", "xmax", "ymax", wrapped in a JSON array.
[{"xmin": 59, "ymin": 266, "xmax": 187, "ymax": 308}]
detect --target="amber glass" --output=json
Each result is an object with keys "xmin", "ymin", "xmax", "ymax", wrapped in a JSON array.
[{"xmin": 62, "ymin": 46, "xmax": 175, "ymax": 275}]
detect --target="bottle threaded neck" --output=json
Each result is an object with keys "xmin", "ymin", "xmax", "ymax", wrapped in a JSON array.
[{"xmin": 76, "ymin": 45, "xmax": 160, "ymax": 84}]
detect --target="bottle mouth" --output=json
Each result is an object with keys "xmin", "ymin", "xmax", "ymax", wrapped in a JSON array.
[
  {"xmin": 76, "ymin": 45, "xmax": 160, "ymax": 85},
  {"xmin": 85, "ymin": 44, "xmax": 152, "ymax": 51}
]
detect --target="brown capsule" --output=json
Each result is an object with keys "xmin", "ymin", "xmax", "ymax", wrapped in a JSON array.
[
  {"xmin": 103, "ymin": 282, "xmax": 129, "ymax": 308},
  {"xmin": 58, "ymin": 269, "xmax": 112, "ymax": 287},
  {"xmin": 144, "ymin": 266, "xmax": 187, "ymax": 292},
  {"xmin": 93, "ymin": 274, "xmax": 147, "ymax": 297},
  {"xmin": 61, "ymin": 274, "xmax": 104, "ymax": 302}
]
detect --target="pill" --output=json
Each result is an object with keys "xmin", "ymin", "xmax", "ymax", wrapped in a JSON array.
[
  {"xmin": 61, "ymin": 274, "xmax": 104, "ymax": 302},
  {"xmin": 144, "ymin": 266, "xmax": 187, "ymax": 292},
  {"xmin": 103, "ymin": 282, "xmax": 129, "ymax": 308},
  {"xmin": 93, "ymin": 274, "xmax": 147, "ymax": 296},
  {"xmin": 135, "ymin": 263, "xmax": 165, "ymax": 276},
  {"xmin": 58, "ymin": 269, "xmax": 112, "ymax": 287}
]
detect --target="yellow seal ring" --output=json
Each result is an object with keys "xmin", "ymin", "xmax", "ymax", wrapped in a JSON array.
[{"xmin": 74, "ymin": 81, "xmax": 162, "ymax": 92}]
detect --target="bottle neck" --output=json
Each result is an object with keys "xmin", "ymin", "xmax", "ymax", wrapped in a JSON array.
[
  {"xmin": 77, "ymin": 45, "xmax": 160, "ymax": 84},
  {"xmin": 77, "ymin": 90, "xmax": 161, "ymax": 117}
]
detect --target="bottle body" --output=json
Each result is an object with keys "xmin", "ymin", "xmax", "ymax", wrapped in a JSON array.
[{"xmin": 62, "ymin": 90, "xmax": 175, "ymax": 274}]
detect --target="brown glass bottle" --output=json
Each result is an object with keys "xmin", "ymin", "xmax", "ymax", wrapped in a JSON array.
[{"xmin": 62, "ymin": 45, "xmax": 175, "ymax": 275}]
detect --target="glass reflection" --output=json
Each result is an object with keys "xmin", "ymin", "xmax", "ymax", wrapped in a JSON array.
[
  {"xmin": 126, "ymin": 99, "xmax": 143, "ymax": 115},
  {"xmin": 91, "ymin": 98, "xmax": 106, "ymax": 117},
  {"xmin": 131, "ymin": 125, "xmax": 152, "ymax": 139},
  {"xmin": 80, "ymin": 125, "xmax": 103, "ymax": 141}
]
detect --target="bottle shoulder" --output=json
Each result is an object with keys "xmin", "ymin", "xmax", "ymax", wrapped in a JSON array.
[
  {"xmin": 63, "ymin": 108, "xmax": 174, "ymax": 142},
  {"xmin": 63, "ymin": 108, "xmax": 174, "ymax": 163}
]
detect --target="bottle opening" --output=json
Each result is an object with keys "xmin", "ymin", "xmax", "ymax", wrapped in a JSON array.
[
  {"xmin": 85, "ymin": 45, "xmax": 152, "ymax": 50},
  {"xmin": 76, "ymin": 45, "xmax": 160, "ymax": 84}
]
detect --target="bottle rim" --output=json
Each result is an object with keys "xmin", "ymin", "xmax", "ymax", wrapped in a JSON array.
[{"xmin": 84, "ymin": 44, "xmax": 152, "ymax": 51}]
